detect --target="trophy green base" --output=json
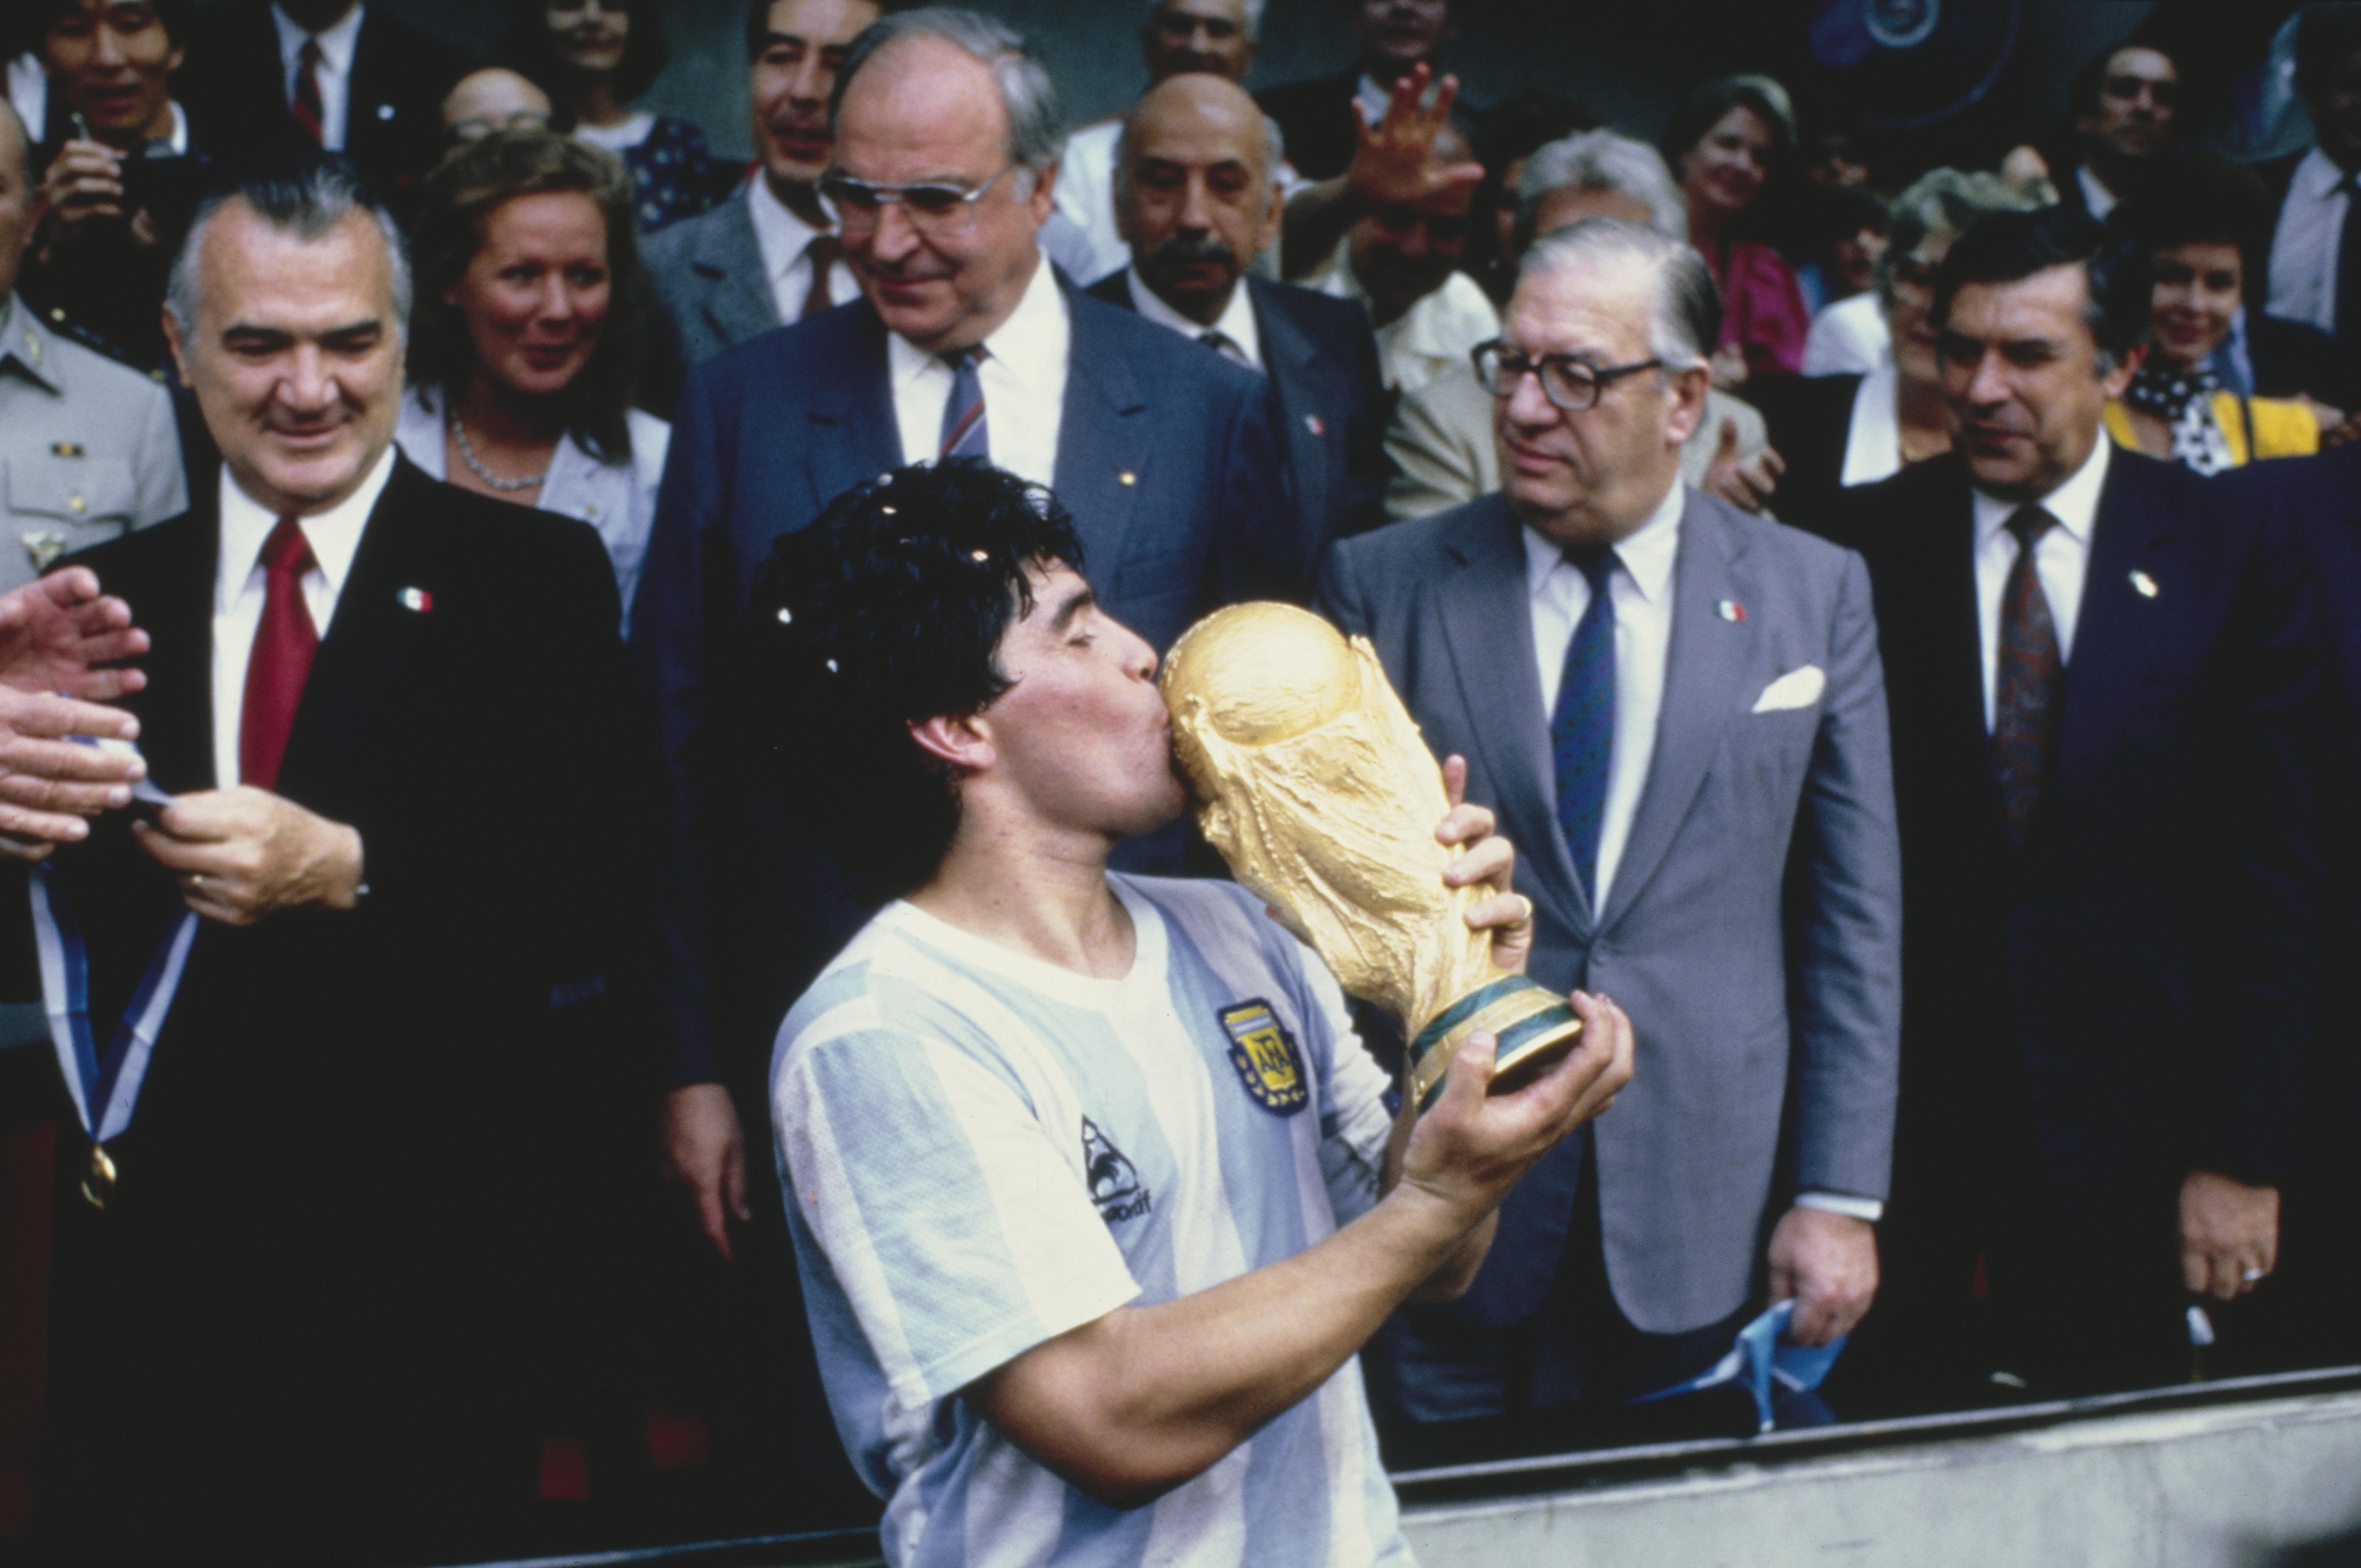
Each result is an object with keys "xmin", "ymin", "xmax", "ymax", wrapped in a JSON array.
[{"xmin": 1406, "ymin": 976, "xmax": 1584, "ymax": 1113}]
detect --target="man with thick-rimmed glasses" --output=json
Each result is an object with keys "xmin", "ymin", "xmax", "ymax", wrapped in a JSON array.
[
  {"xmin": 630, "ymin": 4, "xmax": 1295, "ymax": 1458},
  {"xmin": 1319, "ymin": 216, "xmax": 1901, "ymax": 1448}
]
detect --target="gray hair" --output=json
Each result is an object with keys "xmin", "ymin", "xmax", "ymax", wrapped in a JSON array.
[
  {"xmin": 1880, "ymin": 167, "xmax": 2048, "ymax": 309},
  {"xmin": 1140, "ymin": 0, "xmax": 1265, "ymax": 44},
  {"xmin": 1517, "ymin": 129, "xmax": 1686, "ymax": 251},
  {"xmin": 166, "ymin": 162, "xmax": 412, "ymax": 342},
  {"xmin": 830, "ymin": 8, "xmax": 1066, "ymax": 178},
  {"xmin": 1518, "ymin": 217, "xmax": 1720, "ymax": 370}
]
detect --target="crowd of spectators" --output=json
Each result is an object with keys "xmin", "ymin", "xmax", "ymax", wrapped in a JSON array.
[{"xmin": 4, "ymin": 0, "xmax": 2361, "ymax": 1563}]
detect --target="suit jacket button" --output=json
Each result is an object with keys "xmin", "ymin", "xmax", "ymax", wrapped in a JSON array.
[{"xmin": 1118, "ymin": 471, "xmax": 1137, "ymax": 487}]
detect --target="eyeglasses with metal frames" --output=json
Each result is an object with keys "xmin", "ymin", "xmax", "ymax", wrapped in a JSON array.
[
  {"xmin": 1472, "ymin": 340, "xmax": 1665, "ymax": 412},
  {"xmin": 819, "ymin": 165, "xmax": 1019, "ymax": 239}
]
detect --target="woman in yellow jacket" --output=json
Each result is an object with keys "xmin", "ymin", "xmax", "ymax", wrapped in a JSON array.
[{"xmin": 2104, "ymin": 159, "xmax": 2335, "ymax": 473}]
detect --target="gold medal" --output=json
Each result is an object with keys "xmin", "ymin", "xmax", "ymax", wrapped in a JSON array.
[{"xmin": 82, "ymin": 1143, "xmax": 117, "ymax": 1209}]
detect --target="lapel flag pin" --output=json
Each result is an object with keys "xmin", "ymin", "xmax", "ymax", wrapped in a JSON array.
[
  {"xmin": 1305, "ymin": 414, "xmax": 1326, "ymax": 437},
  {"xmin": 1716, "ymin": 599, "xmax": 1747, "ymax": 623},
  {"xmin": 399, "ymin": 587, "xmax": 433, "ymax": 613},
  {"xmin": 2130, "ymin": 570, "xmax": 2159, "ymax": 599}
]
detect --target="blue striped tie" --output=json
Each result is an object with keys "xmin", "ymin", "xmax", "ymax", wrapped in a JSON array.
[
  {"xmin": 1551, "ymin": 546, "xmax": 1617, "ymax": 899},
  {"xmin": 938, "ymin": 347, "xmax": 989, "ymax": 462}
]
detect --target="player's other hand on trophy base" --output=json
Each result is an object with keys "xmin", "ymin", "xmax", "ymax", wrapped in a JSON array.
[
  {"xmin": 1436, "ymin": 754, "xmax": 1534, "ymax": 974},
  {"xmin": 1402, "ymin": 992, "xmax": 1634, "ymax": 1221}
]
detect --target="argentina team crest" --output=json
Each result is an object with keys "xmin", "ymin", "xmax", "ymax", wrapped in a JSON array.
[{"xmin": 1219, "ymin": 1000, "xmax": 1309, "ymax": 1116}]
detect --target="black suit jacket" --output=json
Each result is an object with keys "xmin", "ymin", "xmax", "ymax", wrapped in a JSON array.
[
  {"xmin": 1818, "ymin": 452, "xmax": 2322, "ymax": 1259},
  {"xmin": 1746, "ymin": 371, "xmax": 1864, "ymax": 512},
  {"xmin": 39, "ymin": 459, "xmax": 638, "ymax": 1522},
  {"xmin": 1254, "ymin": 72, "xmax": 1363, "ymax": 182},
  {"xmin": 2248, "ymin": 310, "xmax": 2348, "ymax": 407},
  {"xmin": 175, "ymin": 1, "xmax": 474, "ymax": 206},
  {"xmin": 1087, "ymin": 269, "xmax": 1387, "ymax": 557}
]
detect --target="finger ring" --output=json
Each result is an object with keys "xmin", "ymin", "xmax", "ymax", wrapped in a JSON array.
[
  {"xmin": 2242, "ymin": 1268, "xmax": 2264, "ymax": 1283},
  {"xmin": 190, "ymin": 873, "xmax": 205, "ymax": 889},
  {"xmin": 1514, "ymin": 895, "xmax": 1534, "ymax": 924}
]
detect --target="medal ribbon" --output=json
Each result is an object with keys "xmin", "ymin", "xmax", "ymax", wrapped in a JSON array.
[{"xmin": 28, "ymin": 859, "xmax": 200, "ymax": 1147}]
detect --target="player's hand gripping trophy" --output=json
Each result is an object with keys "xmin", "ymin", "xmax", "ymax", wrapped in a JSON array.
[{"xmin": 1161, "ymin": 602, "xmax": 1583, "ymax": 1110}]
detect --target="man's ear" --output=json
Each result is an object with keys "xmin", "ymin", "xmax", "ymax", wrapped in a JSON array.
[
  {"xmin": 160, "ymin": 303, "xmax": 193, "ymax": 390},
  {"xmin": 1663, "ymin": 359, "xmax": 1713, "ymax": 446},
  {"xmin": 1025, "ymin": 159, "xmax": 1059, "ymax": 227},
  {"xmin": 910, "ymin": 711, "xmax": 992, "ymax": 774},
  {"xmin": 2099, "ymin": 340, "xmax": 2144, "ymax": 401}
]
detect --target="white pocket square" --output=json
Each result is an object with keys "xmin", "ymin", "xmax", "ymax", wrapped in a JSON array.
[{"xmin": 1751, "ymin": 664, "xmax": 1826, "ymax": 714}]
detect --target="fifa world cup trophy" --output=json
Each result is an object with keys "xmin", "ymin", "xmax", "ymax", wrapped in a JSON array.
[{"xmin": 1160, "ymin": 602, "xmax": 1582, "ymax": 1110}]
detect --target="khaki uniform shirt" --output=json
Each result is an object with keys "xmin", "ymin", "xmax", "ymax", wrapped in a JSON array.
[{"xmin": 0, "ymin": 293, "xmax": 187, "ymax": 593}]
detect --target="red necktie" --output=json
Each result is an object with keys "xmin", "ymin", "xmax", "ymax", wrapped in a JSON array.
[
  {"xmin": 292, "ymin": 39, "xmax": 326, "ymax": 145},
  {"xmin": 1991, "ymin": 506, "xmax": 2061, "ymax": 851},
  {"xmin": 798, "ymin": 233, "xmax": 841, "ymax": 321},
  {"xmin": 240, "ymin": 516, "xmax": 319, "ymax": 791}
]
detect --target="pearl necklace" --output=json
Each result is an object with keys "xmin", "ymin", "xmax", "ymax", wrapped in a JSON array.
[{"xmin": 448, "ymin": 411, "xmax": 548, "ymax": 491}]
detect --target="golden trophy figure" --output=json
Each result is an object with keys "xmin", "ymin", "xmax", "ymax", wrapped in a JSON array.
[{"xmin": 1161, "ymin": 602, "xmax": 1583, "ymax": 1111}]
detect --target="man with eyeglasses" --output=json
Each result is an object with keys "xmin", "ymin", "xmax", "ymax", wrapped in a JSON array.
[
  {"xmin": 632, "ymin": 0, "xmax": 1291, "ymax": 1384},
  {"xmin": 1319, "ymin": 217, "xmax": 1900, "ymax": 1446}
]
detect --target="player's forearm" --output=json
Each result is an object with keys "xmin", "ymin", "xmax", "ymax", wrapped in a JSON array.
[{"xmin": 976, "ymin": 1179, "xmax": 1477, "ymax": 1508}]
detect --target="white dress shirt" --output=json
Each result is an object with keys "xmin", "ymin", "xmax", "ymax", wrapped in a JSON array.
[
  {"xmin": 1971, "ymin": 435, "xmax": 2109, "ymax": 732},
  {"xmin": 1049, "ymin": 118, "xmax": 1133, "ymax": 290},
  {"xmin": 2266, "ymin": 146, "xmax": 2353, "ymax": 336},
  {"xmin": 391, "ymin": 388, "xmax": 670, "ymax": 631},
  {"xmin": 2075, "ymin": 164, "xmax": 2119, "ymax": 222},
  {"xmin": 211, "ymin": 446, "xmax": 394, "ymax": 790},
  {"xmin": 1802, "ymin": 289, "xmax": 1892, "ymax": 377},
  {"xmin": 887, "ymin": 253, "xmax": 1069, "ymax": 492},
  {"xmin": 1839, "ymin": 359, "xmax": 1903, "ymax": 488},
  {"xmin": 1124, "ymin": 266, "xmax": 1262, "ymax": 373},
  {"xmin": 6, "ymin": 54, "xmax": 46, "ymax": 137},
  {"xmin": 573, "ymin": 111, "xmax": 655, "ymax": 153},
  {"xmin": 271, "ymin": 1, "xmax": 364, "ymax": 152},
  {"xmin": 745, "ymin": 175, "xmax": 861, "ymax": 324},
  {"xmin": 1523, "ymin": 482, "xmax": 1681, "ymax": 913}
]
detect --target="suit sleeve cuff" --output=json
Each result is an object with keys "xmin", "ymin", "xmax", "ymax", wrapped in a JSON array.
[{"xmin": 1795, "ymin": 1190, "xmax": 1884, "ymax": 1223}]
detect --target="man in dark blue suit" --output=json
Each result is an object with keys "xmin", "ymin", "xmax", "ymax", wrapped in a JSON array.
[
  {"xmin": 1087, "ymin": 72, "xmax": 1386, "ymax": 561},
  {"xmin": 1816, "ymin": 208, "xmax": 2323, "ymax": 1407},
  {"xmin": 633, "ymin": 8, "xmax": 1290, "ymax": 1263}
]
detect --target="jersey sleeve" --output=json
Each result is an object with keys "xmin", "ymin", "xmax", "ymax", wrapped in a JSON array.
[
  {"xmin": 776, "ymin": 1003, "xmax": 1143, "ymax": 1413},
  {"xmin": 1297, "ymin": 939, "xmax": 1395, "ymax": 1227}
]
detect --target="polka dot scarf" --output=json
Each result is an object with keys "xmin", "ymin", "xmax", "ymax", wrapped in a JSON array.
[{"xmin": 2124, "ymin": 360, "xmax": 2236, "ymax": 475}]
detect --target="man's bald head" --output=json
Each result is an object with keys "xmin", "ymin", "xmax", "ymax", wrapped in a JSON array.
[{"xmin": 1116, "ymin": 73, "xmax": 1282, "ymax": 324}]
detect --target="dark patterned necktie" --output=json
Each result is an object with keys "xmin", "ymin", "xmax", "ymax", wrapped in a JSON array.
[
  {"xmin": 1992, "ymin": 506, "xmax": 2062, "ymax": 849},
  {"xmin": 1551, "ymin": 545, "xmax": 1617, "ymax": 899},
  {"xmin": 292, "ymin": 39, "xmax": 326, "ymax": 145},
  {"xmin": 240, "ymin": 515, "xmax": 319, "ymax": 791},
  {"xmin": 798, "ymin": 233, "xmax": 841, "ymax": 321},
  {"xmin": 938, "ymin": 347, "xmax": 988, "ymax": 462}
]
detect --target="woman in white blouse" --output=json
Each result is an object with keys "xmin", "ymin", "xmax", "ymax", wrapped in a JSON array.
[{"xmin": 399, "ymin": 125, "xmax": 667, "ymax": 626}]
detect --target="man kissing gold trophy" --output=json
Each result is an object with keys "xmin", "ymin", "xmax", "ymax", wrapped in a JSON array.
[{"xmin": 1161, "ymin": 601, "xmax": 1584, "ymax": 1111}]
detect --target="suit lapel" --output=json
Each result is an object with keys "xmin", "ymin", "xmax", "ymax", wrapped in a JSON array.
[
  {"xmin": 1599, "ymin": 494, "xmax": 1755, "ymax": 933},
  {"xmin": 1250, "ymin": 279, "xmax": 1331, "ymax": 553},
  {"xmin": 1435, "ymin": 498, "xmax": 1588, "ymax": 939},
  {"xmin": 1054, "ymin": 290, "xmax": 1151, "ymax": 583},
  {"xmin": 2051, "ymin": 454, "xmax": 2179, "ymax": 809},
  {"xmin": 805, "ymin": 306, "xmax": 901, "ymax": 516},
  {"xmin": 124, "ymin": 509, "xmax": 225, "ymax": 795},
  {"xmin": 271, "ymin": 461, "xmax": 434, "ymax": 808},
  {"xmin": 699, "ymin": 198, "xmax": 784, "ymax": 346},
  {"xmin": 344, "ymin": 8, "xmax": 396, "ymax": 168},
  {"xmin": 1925, "ymin": 469, "xmax": 2003, "ymax": 834}
]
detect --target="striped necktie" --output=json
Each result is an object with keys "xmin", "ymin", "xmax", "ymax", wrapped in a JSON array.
[
  {"xmin": 292, "ymin": 39, "xmax": 326, "ymax": 145},
  {"xmin": 1550, "ymin": 545, "xmax": 1617, "ymax": 900},
  {"xmin": 938, "ymin": 347, "xmax": 988, "ymax": 462}
]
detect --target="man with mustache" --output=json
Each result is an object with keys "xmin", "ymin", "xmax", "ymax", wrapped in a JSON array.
[
  {"xmin": 1089, "ymin": 73, "xmax": 1387, "ymax": 557},
  {"xmin": 1814, "ymin": 205, "xmax": 2323, "ymax": 1405},
  {"xmin": 33, "ymin": 157, "xmax": 639, "ymax": 1555},
  {"xmin": 1052, "ymin": 0, "xmax": 1270, "ymax": 290},
  {"xmin": 639, "ymin": 0, "xmax": 879, "ymax": 412}
]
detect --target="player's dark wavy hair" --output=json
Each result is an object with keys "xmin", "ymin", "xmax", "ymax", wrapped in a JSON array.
[
  {"xmin": 1931, "ymin": 205, "xmax": 2151, "ymax": 376},
  {"xmin": 745, "ymin": 462, "xmax": 1086, "ymax": 900}
]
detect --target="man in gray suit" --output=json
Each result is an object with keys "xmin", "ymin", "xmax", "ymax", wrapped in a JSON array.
[
  {"xmin": 639, "ymin": 0, "xmax": 880, "ymax": 412},
  {"xmin": 1319, "ymin": 217, "xmax": 1901, "ymax": 1439}
]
